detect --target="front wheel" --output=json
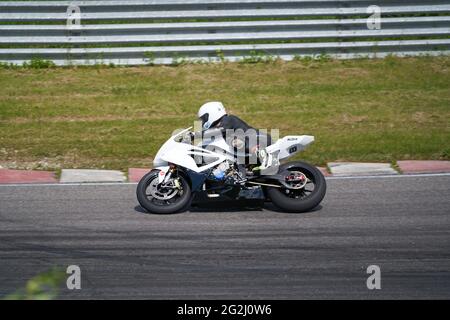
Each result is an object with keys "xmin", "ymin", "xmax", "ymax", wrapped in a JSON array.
[
  {"xmin": 136, "ymin": 169, "xmax": 192, "ymax": 214},
  {"xmin": 266, "ymin": 161, "xmax": 326, "ymax": 213}
]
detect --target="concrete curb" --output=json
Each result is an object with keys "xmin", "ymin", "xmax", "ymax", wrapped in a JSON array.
[
  {"xmin": 60, "ymin": 169, "xmax": 126, "ymax": 183},
  {"xmin": 397, "ymin": 160, "xmax": 450, "ymax": 174},
  {"xmin": 0, "ymin": 169, "xmax": 57, "ymax": 184},
  {"xmin": 328, "ymin": 162, "xmax": 398, "ymax": 176}
]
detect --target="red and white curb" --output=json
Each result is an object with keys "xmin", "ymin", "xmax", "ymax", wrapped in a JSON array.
[
  {"xmin": 1, "ymin": 161, "xmax": 450, "ymax": 184},
  {"xmin": 128, "ymin": 168, "xmax": 151, "ymax": 183},
  {"xmin": 0, "ymin": 169, "xmax": 57, "ymax": 184},
  {"xmin": 316, "ymin": 167, "xmax": 331, "ymax": 177},
  {"xmin": 397, "ymin": 160, "xmax": 450, "ymax": 174}
]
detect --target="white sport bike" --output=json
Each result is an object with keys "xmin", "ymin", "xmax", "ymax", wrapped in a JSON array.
[{"xmin": 137, "ymin": 127, "xmax": 326, "ymax": 214}]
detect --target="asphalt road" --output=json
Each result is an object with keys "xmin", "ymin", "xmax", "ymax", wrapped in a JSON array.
[{"xmin": 0, "ymin": 174, "xmax": 449, "ymax": 299}]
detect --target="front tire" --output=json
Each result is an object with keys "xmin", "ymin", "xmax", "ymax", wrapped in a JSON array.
[
  {"xmin": 136, "ymin": 170, "xmax": 192, "ymax": 214},
  {"xmin": 266, "ymin": 161, "xmax": 326, "ymax": 213}
]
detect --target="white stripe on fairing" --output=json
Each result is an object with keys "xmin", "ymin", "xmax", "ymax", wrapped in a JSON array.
[{"xmin": 0, "ymin": 172, "xmax": 449, "ymax": 187}]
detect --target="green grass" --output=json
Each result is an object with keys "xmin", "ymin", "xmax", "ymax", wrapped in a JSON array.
[
  {"xmin": 3, "ymin": 267, "xmax": 65, "ymax": 300},
  {"xmin": 0, "ymin": 56, "xmax": 449, "ymax": 171}
]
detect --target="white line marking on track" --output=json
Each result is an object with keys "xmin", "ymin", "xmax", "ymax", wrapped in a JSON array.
[
  {"xmin": 326, "ymin": 172, "xmax": 450, "ymax": 180},
  {"xmin": 0, "ymin": 182, "xmax": 138, "ymax": 187}
]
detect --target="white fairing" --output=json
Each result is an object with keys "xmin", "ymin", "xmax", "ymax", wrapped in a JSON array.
[
  {"xmin": 153, "ymin": 128, "xmax": 227, "ymax": 173},
  {"xmin": 153, "ymin": 127, "xmax": 314, "ymax": 174},
  {"xmin": 200, "ymin": 132, "xmax": 243, "ymax": 162},
  {"xmin": 266, "ymin": 135, "xmax": 315, "ymax": 160}
]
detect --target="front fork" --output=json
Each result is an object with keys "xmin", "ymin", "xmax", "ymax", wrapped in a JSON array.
[
  {"xmin": 156, "ymin": 165, "xmax": 183, "ymax": 191},
  {"xmin": 156, "ymin": 165, "xmax": 171, "ymax": 184},
  {"xmin": 156, "ymin": 165, "xmax": 209, "ymax": 192}
]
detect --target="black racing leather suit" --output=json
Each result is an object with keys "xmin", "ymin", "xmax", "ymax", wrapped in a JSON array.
[{"xmin": 201, "ymin": 114, "xmax": 272, "ymax": 154}]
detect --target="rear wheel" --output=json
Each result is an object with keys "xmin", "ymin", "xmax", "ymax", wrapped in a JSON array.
[
  {"xmin": 136, "ymin": 170, "xmax": 191, "ymax": 214},
  {"xmin": 266, "ymin": 161, "xmax": 326, "ymax": 212}
]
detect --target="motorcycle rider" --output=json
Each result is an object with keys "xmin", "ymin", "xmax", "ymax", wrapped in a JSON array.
[{"xmin": 195, "ymin": 101, "xmax": 272, "ymax": 171}]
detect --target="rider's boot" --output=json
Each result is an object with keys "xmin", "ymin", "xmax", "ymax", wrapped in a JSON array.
[{"xmin": 252, "ymin": 148, "xmax": 272, "ymax": 172}]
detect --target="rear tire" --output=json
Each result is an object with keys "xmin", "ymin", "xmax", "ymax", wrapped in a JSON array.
[
  {"xmin": 136, "ymin": 170, "xmax": 192, "ymax": 214},
  {"xmin": 266, "ymin": 161, "xmax": 326, "ymax": 213}
]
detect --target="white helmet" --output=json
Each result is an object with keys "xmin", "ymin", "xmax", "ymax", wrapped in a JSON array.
[{"xmin": 198, "ymin": 101, "xmax": 227, "ymax": 130}]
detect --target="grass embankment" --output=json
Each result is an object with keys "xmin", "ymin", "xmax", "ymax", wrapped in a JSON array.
[{"xmin": 0, "ymin": 56, "xmax": 449, "ymax": 171}]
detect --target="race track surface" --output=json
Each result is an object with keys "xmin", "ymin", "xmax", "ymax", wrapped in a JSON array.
[{"xmin": 1, "ymin": 175, "xmax": 449, "ymax": 299}]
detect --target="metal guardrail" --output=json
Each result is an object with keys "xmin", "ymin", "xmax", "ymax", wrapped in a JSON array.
[
  {"xmin": 0, "ymin": 0, "xmax": 449, "ymax": 65},
  {"xmin": 2, "ymin": 39, "xmax": 449, "ymax": 66},
  {"xmin": 2, "ymin": 5, "xmax": 450, "ymax": 21}
]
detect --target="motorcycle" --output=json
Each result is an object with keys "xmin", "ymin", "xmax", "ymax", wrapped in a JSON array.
[{"xmin": 136, "ymin": 127, "xmax": 326, "ymax": 213}]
